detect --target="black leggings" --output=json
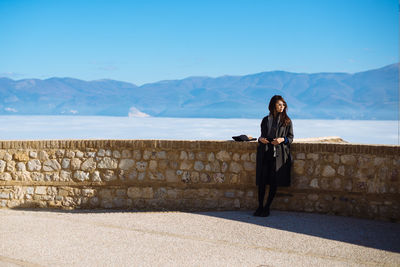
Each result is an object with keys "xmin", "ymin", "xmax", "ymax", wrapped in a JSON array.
[
  {"xmin": 258, "ymin": 154, "xmax": 278, "ymax": 208},
  {"xmin": 258, "ymin": 183, "xmax": 277, "ymax": 208}
]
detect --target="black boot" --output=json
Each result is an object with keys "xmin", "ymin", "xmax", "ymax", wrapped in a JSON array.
[
  {"xmin": 253, "ymin": 206, "xmax": 264, "ymax": 216},
  {"xmin": 260, "ymin": 206, "xmax": 270, "ymax": 217}
]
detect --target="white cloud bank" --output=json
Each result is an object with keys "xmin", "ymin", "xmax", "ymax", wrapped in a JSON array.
[{"xmin": 0, "ymin": 116, "xmax": 397, "ymax": 145}]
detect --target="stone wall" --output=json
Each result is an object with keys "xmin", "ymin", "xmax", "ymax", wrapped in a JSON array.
[{"xmin": 0, "ymin": 140, "xmax": 398, "ymax": 222}]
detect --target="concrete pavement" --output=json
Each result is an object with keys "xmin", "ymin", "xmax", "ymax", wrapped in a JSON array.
[{"xmin": 0, "ymin": 209, "xmax": 399, "ymax": 266}]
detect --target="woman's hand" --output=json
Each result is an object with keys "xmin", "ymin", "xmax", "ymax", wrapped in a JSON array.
[
  {"xmin": 271, "ymin": 137, "xmax": 284, "ymax": 145},
  {"xmin": 258, "ymin": 137, "xmax": 269, "ymax": 144}
]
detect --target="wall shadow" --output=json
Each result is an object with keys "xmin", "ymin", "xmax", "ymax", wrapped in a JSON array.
[
  {"xmin": 9, "ymin": 206, "xmax": 400, "ymax": 254},
  {"xmin": 194, "ymin": 209, "xmax": 400, "ymax": 253}
]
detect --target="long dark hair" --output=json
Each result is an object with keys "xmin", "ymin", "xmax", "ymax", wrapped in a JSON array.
[{"xmin": 268, "ymin": 95, "xmax": 291, "ymax": 126}]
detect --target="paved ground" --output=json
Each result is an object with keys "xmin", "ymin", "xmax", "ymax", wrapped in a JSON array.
[{"xmin": 0, "ymin": 209, "xmax": 399, "ymax": 267}]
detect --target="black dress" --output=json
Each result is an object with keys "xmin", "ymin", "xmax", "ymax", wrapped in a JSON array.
[{"xmin": 260, "ymin": 116, "xmax": 278, "ymax": 186}]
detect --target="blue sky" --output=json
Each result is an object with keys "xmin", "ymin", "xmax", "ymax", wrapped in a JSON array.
[{"xmin": 0, "ymin": 0, "xmax": 398, "ymax": 85}]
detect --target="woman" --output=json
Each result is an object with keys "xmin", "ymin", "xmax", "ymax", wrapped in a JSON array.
[{"xmin": 254, "ymin": 95, "xmax": 294, "ymax": 217}]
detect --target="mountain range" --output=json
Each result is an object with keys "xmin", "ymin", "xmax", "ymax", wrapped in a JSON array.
[{"xmin": 0, "ymin": 63, "xmax": 398, "ymax": 119}]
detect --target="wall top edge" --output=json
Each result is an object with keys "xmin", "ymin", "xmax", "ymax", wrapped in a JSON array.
[{"xmin": 0, "ymin": 139, "xmax": 398, "ymax": 155}]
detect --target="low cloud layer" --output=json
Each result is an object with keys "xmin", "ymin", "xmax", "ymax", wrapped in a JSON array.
[{"xmin": 0, "ymin": 116, "xmax": 397, "ymax": 145}]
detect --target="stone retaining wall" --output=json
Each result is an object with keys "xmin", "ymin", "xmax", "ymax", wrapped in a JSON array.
[{"xmin": 0, "ymin": 140, "xmax": 398, "ymax": 222}]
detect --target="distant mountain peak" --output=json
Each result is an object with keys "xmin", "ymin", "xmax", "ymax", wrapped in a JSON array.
[{"xmin": 0, "ymin": 63, "xmax": 397, "ymax": 119}]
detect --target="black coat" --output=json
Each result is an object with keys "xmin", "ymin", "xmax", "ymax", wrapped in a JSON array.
[{"xmin": 256, "ymin": 115, "xmax": 294, "ymax": 187}]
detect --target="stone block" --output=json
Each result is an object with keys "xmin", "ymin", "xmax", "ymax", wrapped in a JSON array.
[
  {"xmin": 191, "ymin": 171, "xmax": 199, "ymax": 183},
  {"xmin": 38, "ymin": 151, "xmax": 49, "ymax": 161},
  {"xmin": 200, "ymin": 173, "xmax": 211, "ymax": 183},
  {"xmin": 229, "ymin": 162, "xmax": 242, "ymax": 173},
  {"xmin": 243, "ymin": 161, "xmax": 256, "ymax": 171},
  {"xmin": 230, "ymin": 174, "xmax": 239, "ymax": 184},
  {"xmin": 98, "ymin": 157, "xmax": 118, "ymax": 169},
  {"xmin": 133, "ymin": 150, "xmax": 141, "ymax": 160},
  {"xmin": 29, "ymin": 151, "xmax": 37, "ymax": 158},
  {"xmin": 82, "ymin": 189, "xmax": 95, "ymax": 197},
  {"xmin": 155, "ymin": 187, "xmax": 167, "ymax": 199},
  {"xmin": 181, "ymin": 171, "xmax": 191, "ymax": 183},
  {"xmin": 112, "ymin": 150, "xmax": 121, "ymax": 158},
  {"xmin": 85, "ymin": 152, "xmax": 96, "ymax": 158},
  {"xmin": 71, "ymin": 158, "xmax": 82, "ymax": 170},
  {"xmin": 216, "ymin": 151, "xmax": 230, "ymax": 161},
  {"xmin": 14, "ymin": 152, "xmax": 29, "ymax": 162},
  {"xmin": 167, "ymin": 189, "xmax": 179, "ymax": 199},
  {"xmin": 97, "ymin": 149, "xmax": 106, "ymax": 157},
  {"xmin": 115, "ymin": 189, "xmax": 126, "ymax": 197},
  {"xmin": 196, "ymin": 152, "xmax": 206, "ymax": 160},
  {"xmin": 158, "ymin": 160, "xmax": 168, "ymax": 169},
  {"xmin": 157, "ymin": 151, "xmax": 167, "ymax": 159},
  {"xmin": 194, "ymin": 161, "xmax": 204, "ymax": 171},
  {"xmin": 27, "ymin": 159, "xmax": 41, "ymax": 171},
  {"xmin": 0, "ymin": 160, "xmax": 6, "ymax": 172},
  {"xmin": 119, "ymin": 159, "xmax": 135, "ymax": 170},
  {"xmin": 35, "ymin": 186, "xmax": 47, "ymax": 195},
  {"xmin": 293, "ymin": 160, "xmax": 305, "ymax": 175},
  {"xmin": 0, "ymin": 173, "xmax": 12, "ymax": 181},
  {"xmin": 6, "ymin": 161, "xmax": 15, "ymax": 172},
  {"xmin": 142, "ymin": 187, "xmax": 154, "ymax": 198},
  {"xmin": 102, "ymin": 170, "xmax": 117, "ymax": 181},
  {"xmin": 149, "ymin": 160, "xmax": 157, "ymax": 171},
  {"xmin": 16, "ymin": 162, "xmax": 26, "ymax": 171},
  {"xmin": 81, "ymin": 158, "xmax": 96, "ymax": 172},
  {"xmin": 138, "ymin": 172, "xmax": 146, "ymax": 181},
  {"xmin": 213, "ymin": 173, "xmax": 225, "ymax": 183},
  {"xmin": 340, "ymin": 155, "xmax": 356, "ymax": 165},
  {"xmin": 65, "ymin": 150, "xmax": 75, "ymax": 158},
  {"xmin": 143, "ymin": 150, "xmax": 152, "ymax": 160},
  {"xmin": 322, "ymin": 165, "xmax": 336, "ymax": 177},
  {"xmin": 136, "ymin": 161, "xmax": 148, "ymax": 172},
  {"xmin": 99, "ymin": 189, "xmax": 112, "ymax": 199},
  {"xmin": 43, "ymin": 159, "xmax": 61, "ymax": 171},
  {"xmin": 309, "ymin": 178, "xmax": 319, "ymax": 188},
  {"xmin": 90, "ymin": 197, "xmax": 100, "ymax": 206},
  {"xmin": 180, "ymin": 160, "xmax": 193, "ymax": 170},
  {"xmin": 306, "ymin": 153, "xmax": 319, "ymax": 161},
  {"xmin": 31, "ymin": 172, "xmax": 44, "ymax": 181},
  {"xmin": 127, "ymin": 187, "xmax": 141, "ymax": 198},
  {"xmin": 74, "ymin": 171, "xmax": 90, "ymax": 182},
  {"xmin": 121, "ymin": 150, "xmax": 132, "ymax": 158},
  {"xmin": 61, "ymin": 158, "xmax": 70, "ymax": 169},
  {"xmin": 221, "ymin": 162, "xmax": 228, "ymax": 172},
  {"xmin": 91, "ymin": 171, "xmax": 101, "ymax": 182},
  {"xmin": 26, "ymin": 187, "xmax": 34, "ymax": 195},
  {"xmin": 296, "ymin": 153, "xmax": 305, "ymax": 160},
  {"xmin": 0, "ymin": 192, "xmax": 10, "ymax": 199},
  {"xmin": 240, "ymin": 153, "xmax": 249, "ymax": 161},
  {"xmin": 60, "ymin": 170, "xmax": 72, "ymax": 181},
  {"xmin": 224, "ymin": 190, "xmax": 235, "ymax": 198}
]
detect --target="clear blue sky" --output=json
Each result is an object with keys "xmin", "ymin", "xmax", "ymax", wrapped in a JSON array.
[{"xmin": 0, "ymin": 0, "xmax": 398, "ymax": 85}]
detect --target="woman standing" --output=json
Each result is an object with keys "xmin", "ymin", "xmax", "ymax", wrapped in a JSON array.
[{"xmin": 254, "ymin": 95, "xmax": 294, "ymax": 217}]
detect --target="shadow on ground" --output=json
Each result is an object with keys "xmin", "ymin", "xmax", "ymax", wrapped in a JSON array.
[
  {"xmin": 10, "ymin": 207, "xmax": 400, "ymax": 254},
  {"xmin": 195, "ymin": 209, "xmax": 400, "ymax": 254}
]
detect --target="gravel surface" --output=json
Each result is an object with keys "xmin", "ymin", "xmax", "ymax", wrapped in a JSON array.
[{"xmin": 0, "ymin": 209, "xmax": 399, "ymax": 267}]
